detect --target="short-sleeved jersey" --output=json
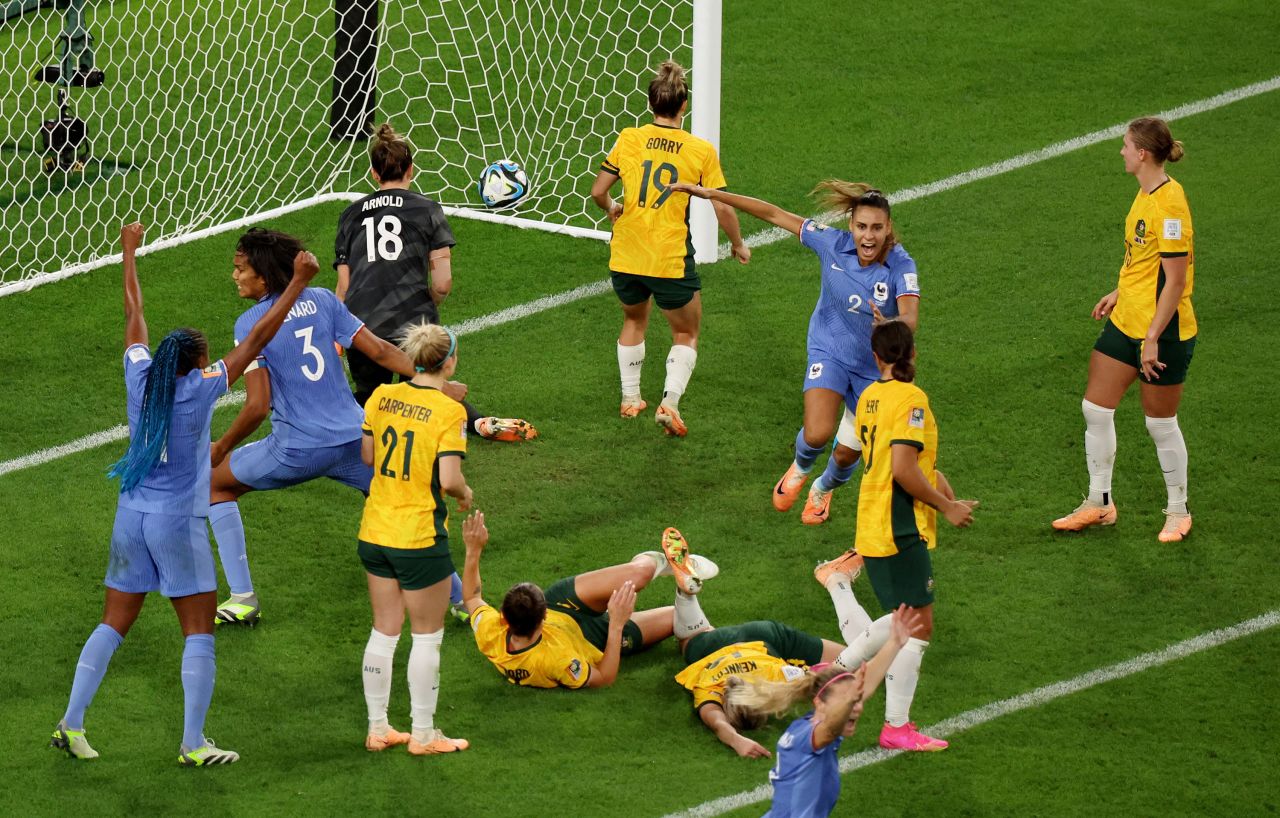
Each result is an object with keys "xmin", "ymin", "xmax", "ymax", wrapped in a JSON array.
[
  {"xmin": 674, "ymin": 641, "xmax": 806, "ymax": 711},
  {"xmin": 799, "ymin": 219, "xmax": 920, "ymax": 380},
  {"xmin": 233, "ymin": 287, "xmax": 366, "ymax": 449},
  {"xmin": 357, "ymin": 382, "xmax": 468, "ymax": 550},
  {"xmin": 1111, "ymin": 177, "xmax": 1196, "ymax": 341},
  {"xmin": 118, "ymin": 344, "xmax": 229, "ymax": 518},
  {"xmin": 334, "ymin": 190, "xmax": 457, "ymax": 340},
  {"xmin": 602, "ymin": 123, "xmax": 727, "ymax": 279},
  {"xmin": 470, "ymin": 605, "xmax": 603, "ymax": 689},
  {"xmin": 850, "ymin": 378, "xmax": 938, "ymax": 557},
  {"xmin": 764, "ymin": 714, "xmax": 843, "ymax": 818}
]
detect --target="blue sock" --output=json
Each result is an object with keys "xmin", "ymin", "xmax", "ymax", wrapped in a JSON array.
[
  {"xmin": 181, "ymin": 634, "xmax": 216, "ymax": 750},
  {"xmin": 210, "ymin": 502, "xmax": 253, "ymax": 595},
  {"xmin": 449, "ymin": 572, "xmax": 463, "ymax": 605},
  {"xmin": 814, "ymin": 456, "xmax": 857, "ymax": 493},
  {"xmin": 794, "ymin": 428, "xmax": 825, "ymax": 472},
  {"xmin": 63, "ymin": 624, "xmax": 124, "ymax": 729}
]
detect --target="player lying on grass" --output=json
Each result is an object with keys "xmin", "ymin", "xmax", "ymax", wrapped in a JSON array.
[
  {"xmin": 460, "ymin": 519, "xmax": 716, "ymax": 688},
  {"xmin": 670, "ymin": 180, "xmax": 919, "ymax": 525},
  {"xmin": 51, "ymin": 222, "xmax": 315, "ymax": 766},
  {"xmin": 671, "ymin": 550, "xmax": 921, "ymax": 758},
  {"xmin": 356, "ymin": 322, "xmax": 473, "ymax": 756}
]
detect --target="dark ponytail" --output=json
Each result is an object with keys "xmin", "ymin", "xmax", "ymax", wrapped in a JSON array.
[
  {"xmin": 871, "ymin": 320, "xmax": 916, "ymax": 383},
  {"xmin": 107, "ymin": 328, "xmax": 207, "ymax": 492},
  {"xmin": 370, "ymin": 122, "xmax": 413, "ymax": 182}
]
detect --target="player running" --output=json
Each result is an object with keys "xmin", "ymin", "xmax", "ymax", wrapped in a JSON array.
[
  {"xmin": 1053, "ymin": 117, "xmax": 1197, "ymax": 543},
  {"xmin": 208, "ymin": 228, "xmax": 419, "ymax": 626},
  {"xmin": 590, "ymin": 60, "xmax": 750, "ymax": 437},
  {"xmin": 825, "ymin": 320, "xmax": 978, "ymax": 752},
  {"xmin": 357, "ymin": 322, "xmax": 473, "ymax": 755},
  {"xmin": 460, "ymin": 519, "xmax": 717, "ymax": 689},
  {"xmin": 335, "ymin": 121, "xmax": 537, "ymax": 444},
  {"xmin": 672, "ymin": 180, "xmax": 919, "ymax": 524},
  {"xmin": 50, "ymin": 222, "xmax": 315, "ymax": 766},
  {"xmin": 672, "ymin": 551, "xmax": 921, "ymax": 758}
]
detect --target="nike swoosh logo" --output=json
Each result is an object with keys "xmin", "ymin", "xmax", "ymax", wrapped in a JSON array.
[
  {"xmin": 775, "ymin": 483, "xmax": 787, "ymax": 495},
  {"xmin": 830, "ymin": 263, "xmax": 844, "ymax": 272}
]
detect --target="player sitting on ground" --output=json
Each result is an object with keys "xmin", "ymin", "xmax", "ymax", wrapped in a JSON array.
[
  {"xmin": 460, "ymin": 520, "xmax": 716, "ymax": 688},
  {"xmin": 671, "ymin": 550, "xmax": 920, "ymax": 758}
]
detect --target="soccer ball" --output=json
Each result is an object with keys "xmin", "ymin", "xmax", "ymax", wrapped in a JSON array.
[{"xmin": 477, "ymin": 159, "xmax": 529, "ymax": 208}]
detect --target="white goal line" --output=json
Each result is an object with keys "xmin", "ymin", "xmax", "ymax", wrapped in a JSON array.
[
  {"xmin": 0, "ymin": 73, "xmax": 1276, "ymax": 479},
  {"xmin": 661, "ymin": 608, "xmax": 1280, "ymax": 818}
]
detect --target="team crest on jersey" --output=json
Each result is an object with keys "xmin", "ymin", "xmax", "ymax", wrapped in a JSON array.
[
  {"xmin": 808, "ymin": 362, "xmax": 824, "ymax": 380},
  {"xmin": 1133, "ymin": 218, "xmax": 1147, "ymax": 245},
  {"xmin": 909, "ymin": 407, "xmax": 925, "ymax": 428},
  {"xmin": 566, "ymin": 659, "xmax": 583, "ymax": 681},
  {"xmin": 873, "ymin": 281, "xmax": 889, "ymax": 303}
]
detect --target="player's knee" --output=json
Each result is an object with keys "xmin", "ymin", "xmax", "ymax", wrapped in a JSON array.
[
  {"xmin": 832, "ymin": 444, "xmax": 858, "ymax": 467},
  {"xmin": 625, "ymin": 562, "xmax": 652, "ymax": 589}
]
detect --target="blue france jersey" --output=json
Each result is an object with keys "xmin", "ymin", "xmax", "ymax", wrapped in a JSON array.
[
  {"xmin": 764, "ymin": 714, "xmax": 843, "ymax": 818},
  {"xmin": 799, "ymin": 219, "xmax": 920, "ymax": 380},
  {"xmin": 118, "ymin": 344, "xmax": 229, "ymax": 518},
  {"xmin": 234, "ymin": 287, "xmax": 366, "ymax": 449}
]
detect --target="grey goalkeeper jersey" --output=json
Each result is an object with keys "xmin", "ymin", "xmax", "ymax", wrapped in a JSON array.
[{"xmin": 334, "ymin": 189, "xmax": 456, "ymax": 340}]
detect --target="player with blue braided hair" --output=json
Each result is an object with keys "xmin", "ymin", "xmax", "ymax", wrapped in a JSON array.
[{"xmin": 51, "ymin": 222, "xmax": 317, "ymax": 767}]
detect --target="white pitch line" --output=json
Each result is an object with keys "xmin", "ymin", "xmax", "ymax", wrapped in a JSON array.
[
  {"xmin": 2, "ymin": 74, "xmax": 1277, "ymax": 480},
  {"xmin": 663, "ymin": 609, "xmax": 1280, "ymax": 818}
]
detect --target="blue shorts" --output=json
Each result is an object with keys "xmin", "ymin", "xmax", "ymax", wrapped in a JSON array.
[
  {"xmin": 106, "ymin": 507, "xmax": 217, "ymax": 597},
  {"xmin": 230, "ymin": 436, "xmax": 372, "ymax": 493},
  {"xmin": 802, "ymin": 356, "xmax": 875, "ymax": 409}
]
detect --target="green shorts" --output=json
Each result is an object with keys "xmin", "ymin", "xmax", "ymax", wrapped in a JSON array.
[
  {"xmin": 611, "ymin": 271, "xmax": 701, "ymax": 311},
  {"xmin": 358, "ymin": 540, "xmax": 455, "ymax": 591},
  {"xmin": 863, "ymin": 539, "xmax": 935, "ymax": 610},
  {"xmin": 544, "ymin": 575, "xmax": 646, "ymax": 656},
  {"xmin": 1094, "ymin": 319, "xmax": 1196, "ymax": 385},
  {"xmin": 683, "ymin": 620, "xmax": 825, "ymax": 666}
]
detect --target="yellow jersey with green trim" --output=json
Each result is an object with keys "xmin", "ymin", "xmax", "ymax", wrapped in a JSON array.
[
  {"xmin": 674, "ymin": 641, "xmax": 806, "ymax": 710},
  {"xmin": 357, "ymin": 382, "xmax": 468, "ymax": 551},
  {"xmin": 1111, "ymin": 177, "xmax": 1196, "ymax": 341},
  {"xmin": 852, "ymin": 379, "xmax": 939, "ymax": 558},
  {"xmin": 470, "ymin": 605, "xmax": 603, "ymax": 689},
  {"xmin": 602, "ymin": 123, "xmax": 727, "ymax": 279}
]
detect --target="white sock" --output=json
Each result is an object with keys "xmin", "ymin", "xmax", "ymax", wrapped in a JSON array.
[
  {"xmin": 673, "ymin": 591, "xmax": 711, "ymax": 638},
  {"xmin": 661, "ymin": 345, "xmax": 697, "ymax": 408},
  {"xmin": 1145, "ymin": 415, "xmax": 1188, "ymax": 514},
  {"xmin": 825, "ymin": 577, "xmax": 873, "ymax": 646},
  {"xmin": 408, "ymin": 630, "xmax": 444, "ymax": 739},
  {"xmin": 636, "ymin": 551, "xmax": 668, "ymax": 581},
  {"xmin": 362, "ymin": 628, "xmax": 400, "ymax": 729},
  {"xmin": 618, "ymin": 341, "xmax": 645, "ymax": 400},
  {"xmin": 884, "ymin": 637, "xmax": 928, "ymax": 727},
  {"xmin": 834, "ymin": 613, "xmax": 892, "ymax": 669},
  {"xmin": 1082, "ymin": 399, "xmax": 1116, "ymax": 505}
]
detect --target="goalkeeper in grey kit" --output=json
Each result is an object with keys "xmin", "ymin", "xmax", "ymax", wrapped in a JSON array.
[{"xmin": 334, "ymin": 122, "xmax": 537, "ymax": 443}]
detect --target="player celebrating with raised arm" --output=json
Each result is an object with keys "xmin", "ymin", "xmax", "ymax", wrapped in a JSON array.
[
  {"xmin": 460, "ymin": 520, "xmax": 717, "ymax": 689},
  {"xmin": 824, "ymin": 320, "xmax": 977, "ymax": 753},
  {"xmin": 208, "ymin": 228, "xmax": 418, "ymax": 626},
  {"xmin": 590, "ymin": 60, "xmax": 749, "ymax": 437},
  {"xmin": 51, "ymin": 222, "xmax": 316, "ymax": 766},
  {"xmin": 1053, "ymin": 117, "xmax": 1197, "ymax": 543},
  {"xmin": 357, "ymin": 322, "xmax": 472, "ymax": 756},
  {"xmin": 672, "ymin": 180, "xmax": 919, "ymax": 525},
  {"xmin": 335, "ymin": 122, "xmax": 537, "ymax": 443}
]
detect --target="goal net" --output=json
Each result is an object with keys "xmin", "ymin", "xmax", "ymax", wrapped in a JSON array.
[{"xmin": 0, "ymin": 0, "xmax": 696, "ymax": 295}]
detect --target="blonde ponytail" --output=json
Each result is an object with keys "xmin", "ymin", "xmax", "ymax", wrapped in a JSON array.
[
  {"xmin": 398, "ymin": 321, "xmax": 455, "ymax": 372},
  {"xmin": 812, "ymin": 180, "xmax": 897, "ymax": 261},
  {"xmin": 723, "ymin": 665, "xmax": 855, "ymax": 728}
]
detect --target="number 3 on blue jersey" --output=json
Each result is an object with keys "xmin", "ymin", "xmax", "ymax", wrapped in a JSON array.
[{"xmin": 294, "ymin": 325, "xmax": 325, "ymax": 382}]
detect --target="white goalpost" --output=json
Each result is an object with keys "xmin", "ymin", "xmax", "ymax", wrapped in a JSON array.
[{"xmin": 0, "ymin": 0, "xmax": 722, "ymax": 297}]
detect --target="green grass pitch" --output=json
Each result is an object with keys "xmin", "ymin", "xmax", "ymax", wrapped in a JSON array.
[{"xmin": 1, "ymin": 0, "xmax": 1279, "ymax": 815}]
